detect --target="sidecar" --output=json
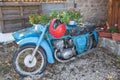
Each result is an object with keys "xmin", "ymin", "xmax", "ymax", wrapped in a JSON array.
[
  {"xmin": 13, "ymin": 24, "xmax": 76, "ymax": 43},
  {"xmin": 13, "ymin": 23, "xmax": 98, "ymax": 50}
]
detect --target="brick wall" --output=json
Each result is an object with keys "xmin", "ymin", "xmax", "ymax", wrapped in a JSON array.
[{"xmin": 74, "ymin": 0, "xmax": 108, "ymax": 25}]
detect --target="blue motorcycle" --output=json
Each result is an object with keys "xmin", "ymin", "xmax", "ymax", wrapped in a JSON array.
[{"xmin": 12, "ymin": 19, "xmax": 98, "ymax": 76}]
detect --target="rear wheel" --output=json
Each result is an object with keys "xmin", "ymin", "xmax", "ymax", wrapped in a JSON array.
[{"xmin": 12, "ymin": 45, "xmax": 47, "ymax": 76}]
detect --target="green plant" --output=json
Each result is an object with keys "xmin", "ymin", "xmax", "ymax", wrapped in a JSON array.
[
  {"xmin": 109, "ymin": 26, "xmax": 118, "ymax": 33},
  {"xmin": 118, "ymin": 2, "xmax": 120, "ymax": 7},
  {"xmin": 67, "ymin": 10, "xmax": 82, "ymax": 23},
  {"xmin": 29, "ymin": 13, "xmax": 50, "ymax": 25},
  {"xmin": 57, "ymin": 12, "xmax": 70, "ymax": 25},
  {"xmin": 29, "ymin": 13, "xmax": 41, "ymax": 24},
  {"xmin": 49, "ymin": 10, "xmax": 83, "ymax": 25},
  {"xmin": 117, "ymin": 56, "xmax": 120, "ymax": 62},
  {"xmin": 50, "ymin": 10, "xmax": 58, "ymax": 19},
  {"xmin": 38, "ymin": 14, "xmax": 50, "ymax": 25}
]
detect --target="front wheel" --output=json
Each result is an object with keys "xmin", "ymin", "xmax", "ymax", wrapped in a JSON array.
[{"xmin": 12, "ymin": 45, "xmax": 47, "ymax": 76}]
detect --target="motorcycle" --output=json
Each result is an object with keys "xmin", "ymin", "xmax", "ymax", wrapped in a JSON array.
[{"xmin": 12, "ymin": 18, "xmax": 98, "ymax": 76}]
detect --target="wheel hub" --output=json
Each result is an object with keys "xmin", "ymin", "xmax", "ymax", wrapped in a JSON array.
[{"xmin": 24, "ymin": 55, "xmax": 37, "ymax": 68}]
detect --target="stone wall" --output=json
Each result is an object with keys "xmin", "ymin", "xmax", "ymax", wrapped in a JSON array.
[
  {"xmin": 42, "ymin": 0, "xmax": 108, "ymax": 25},
  {"xmin": 75, "ymin": 0, "xmax": 108, "ymax": 25},
  {"xmin": 42, "ymin": 3, "xmax": 68, "ymax": 14}
]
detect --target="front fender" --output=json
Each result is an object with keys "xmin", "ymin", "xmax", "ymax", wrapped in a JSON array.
[{"xmin": 17, "ymin": 37, "xmax": 54, "ymax": 64}]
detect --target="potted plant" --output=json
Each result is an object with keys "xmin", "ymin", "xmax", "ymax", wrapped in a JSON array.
[
  {"xmin": 109, "ymin": 26, "xmax": 120, "ymax": 41},
  {"xmin": 29, "ymin": 13, "xmax": 50, "ymax": 25},
  {"xmin": 50, "ymin": 10, "xmax": 82, "ymax": 25},
  {"xmin": 118, "ymin": 2, "xmax": 120, "ymax": 7},
  {"xmin": 49, "ymin": 10, "xmax": 58, "ymax": 19},
  {"xmin": 29, "ymin": 13, "xmax": 41, "ymax": 25},
  {"xmin": 98, "ymin": 31, "xmax": 112, "ymax": 38},
  {"xmin": 67, "ymin": 10, "xmax": 82, "ymax": 25},
  {"xmin": 57, "ymin": 11, "xmax": 70, "ymax": 25},
  {"xmin": 98, "ymin": 22, "xmax": 112, "ymax": 38},
  {"xmin": 109, "ymin": 26, "xmax": 118, "ymax": 33},
  {"xmin": 29, "ymin": 13, "xmax": 50, "ymax": 33},
  {"xmin": 112, "ymin": 33, "xmax": 120, "ymax": 41}
]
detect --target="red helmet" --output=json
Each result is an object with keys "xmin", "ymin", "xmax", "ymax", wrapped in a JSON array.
[{"xmin": 49, "ymin": 18, "xmax": 66, "ymax": 38}]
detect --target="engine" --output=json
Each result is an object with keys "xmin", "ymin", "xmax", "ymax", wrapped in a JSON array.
[{"xmin": 53, "ymin": 38, "xmax": 76, "ymax": 62}]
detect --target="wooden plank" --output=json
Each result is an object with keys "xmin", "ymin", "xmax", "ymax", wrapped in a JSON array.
[
  {"xmin": 118, "ymin": 7, "xmax": 120, "ymax": 32},
  {"xmin": 0, "ymin": 7, "xmax": 2, "ymax": 18},
  {"xmin": 20, "ymin": 6, "xmax": 23, "ymax": 16},
  {"xmin": 2, "ymin": 6, "xmax": 19, "ymax": 10},
  {"xmin": 5, "ymin": 23, "xmax": 22, "ymax": 28},
  {"xmin": 0, "ymin": 17, "xmax": 28, "ymax": 20},
  {"xmin": 0, "ymin": 2, "xmax": 42, "ymax": 6},
  {"xmin": 2, "ymin": 11, "xmax": 20, "ymax": 15},
  {"xmin": 3, "ymin": 27, "xmax": 24, "ymax": 33},
  {"xmin": 114, "ymin": 1, "xmax": 117, "ymax": 25},
  {"xmin": 23, "ymin": 6, "xmax": 40, "ymax": 10},
  {"xmin": 107, "ymin": 0, "xmax": 110, "ymax": 25},
  {"xmin": 23, "ymin": 10, "xmax": 39, "ymax": 14},
  {"xmin": 5, "ymin": 19, "xmax": 23, "ymax": 24},
  {"xmin": 38, "ymin": 5, "xmax": 42, "ymax": 15},
  {"xmin": 0, "ymin": 0, "xmax": 66, "ymax": 2},
  {"xmin": 107, "ymin": 0, "xmax": 113, "ymax": 26},
  {"xmin": 111, "ymin": 0, "xmax": 115, "ymax": 26},
  {"xmin": 0, "ymin": 6, "xmax": 5, "ymax": 32}
]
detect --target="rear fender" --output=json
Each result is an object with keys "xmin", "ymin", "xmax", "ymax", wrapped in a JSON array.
[{"xmin": 17, "ymin": 37, "xmax": 54, "ymax": 64}]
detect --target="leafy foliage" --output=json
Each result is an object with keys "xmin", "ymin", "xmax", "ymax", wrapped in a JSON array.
[
  {"xmin": 109, "ymin": 26, "xmax": 118, "ymax": 33},
  {"xmin": 57, "ymin": 10, "xmax": 82, "ymax": 24},
  {"xmin": 38, "ymin": 14, "xmax": 50, "ymax": 25},
  {"xmin": 29, "ymin": 10, "xmax": 82, "ymax": 25},
  {"xmin": 67, "ymin": 10, "xmax": 82, "ymax": 23},
  {"xmin": 117, "ymin": 56, "xmax": 120, "ymax": 62},
  {"xmin": 29, "ymin": 13, "xmax": 50, "ymax": 25},
  {"xmin": 50, "ymin": 10, "xmax": 58, "ymax": 19},
  {"xmin": 118, "ymin": 2, "xmax": 120, "ymax": 7},
  {"xmin": 29, "ymin": 13, "xmax": 41, "ymax": 24},
  {"xmin": 57, "ymin": 12, "xmax": 70, "ymax": 25}
]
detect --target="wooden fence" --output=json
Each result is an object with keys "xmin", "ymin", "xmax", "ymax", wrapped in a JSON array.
[
  {"xmin": 108, "ymin": 0, "xmax": 120, "ymax": 32},
  {"xmin": 0, "ymin": 2, "xmax": 42, "ymax": 33},
  {"xmin": 0, "ymin": 0, "xmax": 66, "ymax": 2},
  {"xmin": 0, "ymin": 0, "xmax": 67, "ymax": 33}
]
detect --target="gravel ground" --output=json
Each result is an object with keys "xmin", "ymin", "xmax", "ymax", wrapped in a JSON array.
[{"xmin": 0, "ymin": 42, "xmax": 120, "ymax": 80}]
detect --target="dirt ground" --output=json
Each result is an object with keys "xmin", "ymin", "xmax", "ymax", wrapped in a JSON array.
[{"xmin": 0, "ymin": 42, "xmax": 120, "ymax": 80}]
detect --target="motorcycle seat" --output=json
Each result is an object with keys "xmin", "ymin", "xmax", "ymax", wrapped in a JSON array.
[
  {"xmin": 85, "ymin": 24, "xmax": 95, "ymax": 32},
  {"xmin": 70, "ymin": 24, "xmax": 95, "ymax": 36}
]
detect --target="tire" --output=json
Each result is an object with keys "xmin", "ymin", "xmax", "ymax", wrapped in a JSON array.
[
  {"xmin": 12, "ymin": 45, "xmax": 47, "ymax": 76},
  {"xmin": 92, "ymin": 35, "xmax": 98, "ymax": 48},
  {"xmin": 86, "ymin": 35, "xmax": 93, "ymax": 50}
]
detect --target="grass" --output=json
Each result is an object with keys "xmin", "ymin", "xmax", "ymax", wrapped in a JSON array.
[{"xmin": 117, "ymin": 56, "xmax": 120, "ymax": 62}]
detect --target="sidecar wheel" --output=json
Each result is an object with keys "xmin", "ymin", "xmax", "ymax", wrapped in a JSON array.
[
  {"xmin": 92, "ymin": 36, "xmax": 98, "ymax": 48},
  {"xmin": 87, "ymin": 36, "xmax": 93, "ymax": 50},
  {"xmin": 12, "ymin": 45, "xmax": 47, "ymax": 76}
]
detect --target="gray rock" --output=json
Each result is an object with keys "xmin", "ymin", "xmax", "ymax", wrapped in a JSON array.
[{"xmin": 100, "ymin": 38, "xmax": 120, "ymax": 55}]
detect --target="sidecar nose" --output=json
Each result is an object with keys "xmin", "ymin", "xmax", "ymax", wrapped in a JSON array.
[{"xmin": 13, "ymin": 27, "xmax": 39, "ymax": 42}]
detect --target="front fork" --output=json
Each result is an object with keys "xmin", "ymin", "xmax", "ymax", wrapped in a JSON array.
[{"xmin": 31, "ymin": 26, "xmax": 47, "ymax": 61}]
